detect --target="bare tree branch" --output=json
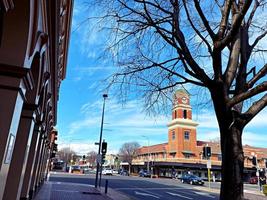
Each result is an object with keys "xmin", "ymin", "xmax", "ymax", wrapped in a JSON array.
[
  {"xmin": 248, "ymin": 64, "xmax": 267, "ymax": 88},
  {"xmin": 183, "ymin": 0, "xmax": 213, "ymax": 55},
  {"xmin": 217, "ymin": 0, "xmax": 232, "ymax": 39},
  {"xmin": 215, "ymin": 0, "xmax": 253, "ymax": 50},
  {"xmin": 241, "ymin": 93, "xmax": 267, "ymax": 125},
  {"xmin": 228, "ymin": 81, "xmax": 267, "ymax": 107},
  {"xmin": 193, "ymin": 0, "xmax": 216, "ymax": 40},
  {"xmin": 250, "ymin": 30, "xmax": 267, "ymax": 50},
  {"xmin": 247, "ymin": 0, "xmax": 260, "ymax": 28}
]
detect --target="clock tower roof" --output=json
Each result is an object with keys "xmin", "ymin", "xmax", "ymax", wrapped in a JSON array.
[{"xmin": 174, "ymin": 89, "xmax": 190, "ymax": 97}]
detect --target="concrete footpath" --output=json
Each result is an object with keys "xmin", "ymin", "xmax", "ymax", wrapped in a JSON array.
[{"xmin": 33, "ymin": 181, "xmax": 131, "ymax": 200}]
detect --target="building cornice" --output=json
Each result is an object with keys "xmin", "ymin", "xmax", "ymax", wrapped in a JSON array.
[
  {"xmin": 173, "ymin": 104, "xmax": 192, "ymax": 110},
  {"xmin": 167, "ymin": 118, "xmax": 198, "ymax": 129}
]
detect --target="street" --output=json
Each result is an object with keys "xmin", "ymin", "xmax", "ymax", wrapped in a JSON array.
[{"xmin": 49, "ymin": 173, "xmax": 220, "ymax": 200}]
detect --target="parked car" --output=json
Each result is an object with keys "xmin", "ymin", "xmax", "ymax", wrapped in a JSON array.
[
  {"xmin": 102, "ymin": 168, "xmax": 113, "ymax": 175},
  {"xmin": 180, "ymin": 174, "xmax": 204, "ymax": 185},
  {"xmin": 119, "ymin": 169, "xmax": 129, "ymax": 176},
  {"xmin": 249, "ymin": 176, "xmax": 258, "ymax": 184},
  {"xmin": 139, "ymin": 169, "xmax": 151, "ymax": 177},
  {"xmin": 71, "ymin": 165, "xmax": 81, "ymax": 174},
  {"xmin": 112, "ymin": 169, "xmax": 118, "ymax": 174}
]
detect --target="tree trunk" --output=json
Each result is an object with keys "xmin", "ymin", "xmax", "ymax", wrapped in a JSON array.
[
  {"xmin": 210, "ymin": 88, "xmax": 245, "ymax": 200},
  {"xmin": 220, "ymin": 124, "xmax": 245, "ymax": 200}
]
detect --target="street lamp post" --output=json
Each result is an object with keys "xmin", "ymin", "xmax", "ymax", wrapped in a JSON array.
[
  {"xmin": 142, "ymin": 135, "xmax": 150, "ymax": 173},
  {"xmin": 95, "ymin": 94, "xmax": 108, "ymax": 188}
]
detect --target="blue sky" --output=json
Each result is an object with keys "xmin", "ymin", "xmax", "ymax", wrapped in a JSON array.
[{"xmin": 56, "ymin": 1, "xmax": 267, "ymax": 155}]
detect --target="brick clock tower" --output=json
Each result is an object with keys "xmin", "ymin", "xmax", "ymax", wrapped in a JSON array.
[{"xmin": 167, "ymin": 90, "xmax": 198, "ymax": 158}]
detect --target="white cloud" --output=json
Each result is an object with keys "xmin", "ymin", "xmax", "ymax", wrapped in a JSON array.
[
  {"xmin": 242, "ymin": 131, "xmax": 267, "ymax": 147},
  {"xmin": 246, "ymin": 108, "xmax": 267, "ymax": 128},
  {"xmin": 194, "ymin": 107, "xmax": 267, "ymax": 130}
]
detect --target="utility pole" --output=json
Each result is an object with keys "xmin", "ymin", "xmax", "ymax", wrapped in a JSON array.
[
  {"xmin": 142, "ymin": 135, "xmax": 150, "ymax": 173},
  {"xmin": 95, "ymin": 94, "xmax": 108, "ymax": 188}
]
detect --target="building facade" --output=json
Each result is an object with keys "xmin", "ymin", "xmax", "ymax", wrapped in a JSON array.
[
  {"xmin": 0, "ymin": 0, "xmax": 72, "ymax": 199},
  {"xmin": 133, "ymin": 90, "xmax": 267, "ymax": 181}
]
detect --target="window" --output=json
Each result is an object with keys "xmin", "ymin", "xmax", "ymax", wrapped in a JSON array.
[
  {"xmin": 183, "ymin": 110, "xmax": 187, "ymax": 119},
  {"xmin": 184, "ymin": 131, "xmax": 190, "ymax": 140},
  {"xmin": 172, "ymin": 131, "xmax": 175, "ymax": 140},
  {"xmin": 174, "ymin": 110, "xmax": 177, "ymax": 118},
  {"xmin": 184, "ymin": 154, "xmax": 190, "ymax": 159},
  {"xmin": 218, "ymin": 154, "xmax": 222, "ymax": 161}
]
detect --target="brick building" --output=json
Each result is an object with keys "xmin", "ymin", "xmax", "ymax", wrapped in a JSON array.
[
  {"xmin": 133, "ymin": 90, "xmax": 267, "ymax": 181},
  {"xmin": 0, "ymin": 1, "xmax": 73, "ymax": 199}
]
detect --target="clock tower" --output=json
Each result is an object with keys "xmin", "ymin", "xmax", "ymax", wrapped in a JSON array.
[{"xmin": 167, "ymin": 90, "xmax": 198, "ymax": 158}]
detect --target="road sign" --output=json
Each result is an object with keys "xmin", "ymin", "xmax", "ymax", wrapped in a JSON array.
[
  {"xmin": 256, "ymin": 171, "xmax": 259, "ymax": 177},
  {"xmin": 207, "ymin": 160, "xmax": 211, "ymax": 169}
]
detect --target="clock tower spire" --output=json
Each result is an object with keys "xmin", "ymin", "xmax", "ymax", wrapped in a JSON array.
[{"xmin": 167, "ymin": 89, "xmax": 198, "ymax": 159}]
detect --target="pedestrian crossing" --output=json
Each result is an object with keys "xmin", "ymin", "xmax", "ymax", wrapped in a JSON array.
[{"xmin": 115, "ymin": 187, "xmax": 218, "ymax": 200}]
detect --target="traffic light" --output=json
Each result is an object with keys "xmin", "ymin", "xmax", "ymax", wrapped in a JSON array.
[
  {"xmin": 252, "ymin": 156, "xmax": 257, "ymax": 166},
  {"xmin": 206, "ymin": 147, "xmax": 211, "ymax": 157},
  {"xmin": 101, "ymin": 141, "xmax": 107, "ymax": 165},
  {"xmin": 101, "ymin": 141, "xmax": 107, "ymax": 154},
  {"xmin": 54, "ymin": 131, "xmax": 58, "ymax": 141},
  {"xmin": 102, "ymin": 154, "xmax": 106, "ymax": 165},
  {"xmin": 53, "ymin": 143, "xmax": 58, "ymax": 152},
  {"xmin": 203, "ymin": 146, "xmax": 211, "ymax": 158}
]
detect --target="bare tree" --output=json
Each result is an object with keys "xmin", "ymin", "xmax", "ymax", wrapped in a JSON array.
[
  {"xmin": 88, "ymin": 0, "xmax": 267, "ymax": 199},
  {"xmin": 57, "ymin": 147, "xmax": 77, "ymax": 164},
  {"xmin": 87, "ymin": 151, "xmax": 97, "ymax": 166},
  {"xmin": 119, "ymin": 142, "xmax": 140, "ymax": 173}
]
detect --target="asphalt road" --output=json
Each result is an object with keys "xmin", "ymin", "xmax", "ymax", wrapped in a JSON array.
[{"xmin": 49, "ymin": 173, "xmax": 220, "ymax": 200}]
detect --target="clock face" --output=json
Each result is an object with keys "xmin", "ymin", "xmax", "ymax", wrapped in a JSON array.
[{"xmin": 181, "ymin": 97, "xmax": 188, "ymax": 104}]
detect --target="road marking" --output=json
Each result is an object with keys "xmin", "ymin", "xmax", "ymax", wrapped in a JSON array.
[
  {"xmin": 135, "ymin": 191, "xmax": 160, "ymax": 199},
  {"xmin": 194, "ymin": 191, "xmax": 215, "ymax": 198},
  {"xmin": 117, "ymin": 187, "xmax": 190, "ymax": 190},
  {"xmin": 54, "ymin": 189, "xmax": 80, "ymax": 193},
  {"xmin": 166, "ymin": 192, "xmax": 193, "ymax": 199}
]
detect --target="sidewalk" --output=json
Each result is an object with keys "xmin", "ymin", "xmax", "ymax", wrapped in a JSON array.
[{"xmin": 34, "ymin": 181, "xmax": 131, "ymax": 200}]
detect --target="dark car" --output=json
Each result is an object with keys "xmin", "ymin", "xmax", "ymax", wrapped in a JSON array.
[
  {"xmin": 119, "ymin": 169, "xmax": 129, "ymax": 176},
  {"xmin": 139, "ymin": 170, "xmax": 151, "ymax": 177},
  {"xmin": 180, "ymin": 174, "xmax": 204, "ymax": 185},
  {"xmin": 249, "ymin": 176, "xmax": 258, "ymax": 184}
]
